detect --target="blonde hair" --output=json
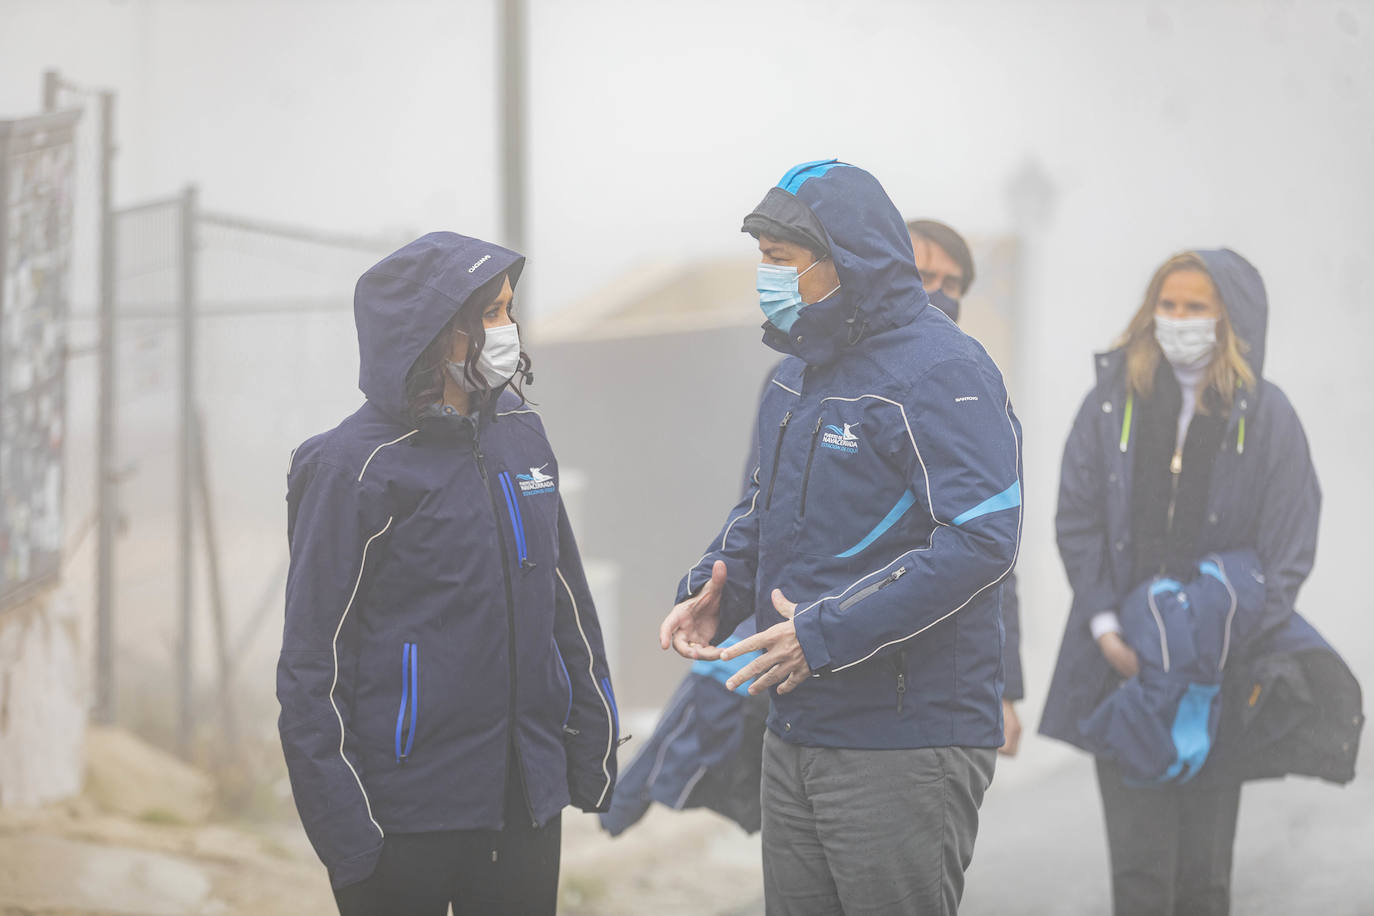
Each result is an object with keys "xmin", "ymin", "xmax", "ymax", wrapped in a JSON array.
[{"xmin": 1115, "ymin": 251, "xmax": 1256, "ymax": 412}]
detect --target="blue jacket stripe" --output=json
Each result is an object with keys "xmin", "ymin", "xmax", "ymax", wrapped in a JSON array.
[
  {"xmin": 951, "ymin": 481, "xmax": 1022, "ymax": 526},
  {"xmin": 394, "ymin": 644, "xmax": 411, "ymax": 761},
  {"xmin": 835, "ymin": 489, "xmax": 918, "ymax": 558},
  {"xmin": 690, "ymin": 635, "xmax": 760, "ymax": 696},
  {"xmin": 404, "ymin": 645, "xmax": 419, "ymax": 759},
  {"xmin": 497, "ymin": 472, "xmax": 527, "ymax": 563},
  {"xmin": 506, "ymin": 473, "xmax": 530, "ymax": 561},
  {"xmin": 777, "ymin": 159, "xmax": 842, "ymax": 193},
  {"xmin": 553, "ymin": 641, "xmax": 572, "ymax": 727}
]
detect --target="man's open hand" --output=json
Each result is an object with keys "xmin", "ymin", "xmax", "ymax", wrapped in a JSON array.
[{"xmin": 721, "ymin": 588, "xmax": 812, "ymax": 695}]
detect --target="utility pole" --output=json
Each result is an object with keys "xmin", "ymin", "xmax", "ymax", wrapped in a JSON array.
[
  {"xmin": 499, "ymin": 0, "xmax": 527, "ymax": 255},
  {"xmin": 94, "ymin": 89, "xmax": 118, "ymax": 726},
  {"xmin": 176, "ymin": 184, "xmax": 198, "ymax": 756}
]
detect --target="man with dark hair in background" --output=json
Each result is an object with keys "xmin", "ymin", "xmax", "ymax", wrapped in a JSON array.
[
  {"xmin": 602, "ymin": 215, "xmax": 1024, "ymax": 855},
  {"xmin": 907, "ymin": 217, "xmax": 1024, "ymax": 757}
]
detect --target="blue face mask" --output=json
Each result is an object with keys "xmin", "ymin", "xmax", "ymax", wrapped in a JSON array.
[{"xmin": 756, "ymin": 258, "xmax": 838, "ymax": 332}]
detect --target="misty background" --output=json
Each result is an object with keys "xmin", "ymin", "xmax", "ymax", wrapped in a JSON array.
[{"xmin": 0, "ymin": 0, "xmax": 1370, "ymax": 913}]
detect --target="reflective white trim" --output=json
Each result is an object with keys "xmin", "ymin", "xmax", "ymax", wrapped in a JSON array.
[
  {"xmin": 685, "ymin": 482, "xmax": 759, "ymax": 595},
  {"xmin": 1209, "ymin": 554, "xmax": 1240, "ymax": 671},
  {"xmin": 497, "ymin": 407, "xmax": 542, "ymax": 419},
  {"xmin": 823, "ymin": 390, "xmax": 1024, "ymax": 673},
  {"xmin": 1146, "ymin": 586, "xmax": 1172, "ymax": 674},
  {"xmin": 556, "ymin": 567, "xmax": 616, "ymax": 808},
  {"xmin": 675, "ymin": 765, "xmax": 709, "ymax": 809},
  {"xmin": 648, "ymin": 703, "xmax": 697, "ymax": 789},
  {"xmin": 771, "ymin": 379, "xmax": 802, "ymax": 397},
  {"xmin": 792, "ymin": 394, "xmax": 938, "ymax": 623},
  {"xmin": 357, "ymin": 430, "xmax": 419, "ymax": 482},
  {"xmin": 330, "ymin": 516, "xmax": 393, "ymax": 839}
]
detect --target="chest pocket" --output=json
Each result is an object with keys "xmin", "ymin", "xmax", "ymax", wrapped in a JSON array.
[
  {"xmin": 790, "ymin": 403, "xmax": 917, "ymax": 560},
  {"xmin": 496, "ymin": 445, "xmax": 561, "ymax": 572}
]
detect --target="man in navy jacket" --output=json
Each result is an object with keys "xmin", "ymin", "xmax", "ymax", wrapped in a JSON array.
[{"xmin": 660, "ymin": 161, "xmax": 1022, "ymax": 915}]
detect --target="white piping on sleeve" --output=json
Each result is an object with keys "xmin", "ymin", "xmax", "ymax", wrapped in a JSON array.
[
  {"xmin": 329, "ymin": 516, "xmax": 393, "ymax": 839},
  {"xmin": 685, "ymin": 482, "xmax": 759, "ymax": 595},
  {"xmin": 1211, "ymin": 554, "xmax": 1239, "ymax": 671},
  {"xmin": 1147, "ymin": 586, "xmax": 1172, "ymax": 673},
  {"xmin": 648, "ymin": 704, "xmax": 697, "ymax": 789},
  {"xmin": 556, "ymin": 566, "xmax": 616, "ymax": 808},
  {"xmin": 358, "ymin": 430, "xmax": 419, "ymax": 482},
  {"xmin": 497, "ymin": 408, "xmax": 542, "ymax": 419},
  {"xmin": 819, "ymin": 390, "xmax": 1024, "ymax": 674},
  {"xmin": 771, "ymin": 379, "xmax": 802, "ymax": 396},
  {"xmin": 675, "ymin": 765, "xmax": 709, "ymax": 809}
]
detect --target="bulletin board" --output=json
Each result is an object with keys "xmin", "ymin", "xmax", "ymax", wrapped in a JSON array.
[{"xmin": 0, "ymin": 110, "xmax": 79, "ymax": 609}]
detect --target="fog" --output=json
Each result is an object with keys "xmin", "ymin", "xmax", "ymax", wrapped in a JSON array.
[{"xmin": 1, "ymin": 0, "xmax": 1370, "ymax": 912}]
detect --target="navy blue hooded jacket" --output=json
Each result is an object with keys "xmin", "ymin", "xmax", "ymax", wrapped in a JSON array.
[
  {"xmin": 1040, "ymin": 249, "xmax": 1342, "ymax": 778},
  {"xmin": 677, "ymin": 161, "xmax": 1023, "ymax": 750},
  {"xmin": 1078, "ymin": 550, "xmax": 1267, "ymax": 784},
  {"xmin": 278, "ymin": 233, "xmax": 619, "ymax": 889}
]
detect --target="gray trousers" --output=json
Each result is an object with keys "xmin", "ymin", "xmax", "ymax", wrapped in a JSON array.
[{"xmin": 761, "ymin": 729, "xmax": 996, "ymax": 916}]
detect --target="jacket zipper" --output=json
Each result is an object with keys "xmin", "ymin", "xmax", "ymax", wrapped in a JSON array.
[
  {"xmin": 765, "ymin": 411, "xmax": 793, "ymax": 510},
  {"xmin": 895, "ymin": 650, "xmax": 907, "ymax": 713},
  {"xmin": 498, "ymin": 471, "xmax": 535, "ymax": 570},
  {"xmin": 837, "ymin": 565, "xmax": 908, "ymax": 612},
  {"xmin": 798, "ymin": 416, "xmax": 824, "ymax": 517},
  {"xmin": 553, "ymin": 639, "xmax": 572, "ymax": 729},
  {"xmin": 394, "ymin": 642, "xmax": 418, "ymax": 763},
  {"xmin": 1162, "ymin": 447, "xmax": 1183, "ymax": 574},
  {"xmin": 471, "ymin": 430, "xmax": 538, "ymax": 827}
]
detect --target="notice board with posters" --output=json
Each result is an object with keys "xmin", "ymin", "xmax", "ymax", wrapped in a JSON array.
[{"xmin": 0, "ymin": 110, "xmax": 79, "ymax": 609}]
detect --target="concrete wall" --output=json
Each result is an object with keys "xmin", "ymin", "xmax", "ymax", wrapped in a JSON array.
[{"xmin": 0, "ymin": 590, "xmax": 85, "ymax": 808}]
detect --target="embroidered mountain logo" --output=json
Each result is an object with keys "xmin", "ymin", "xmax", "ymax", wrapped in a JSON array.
[
  {"xmin": 516, "ymin": 464, "xmax": 556, "ymax": 495},
  {"xmin": 821, "ymin": 423, "xmax": 860, "ymax": 454}
]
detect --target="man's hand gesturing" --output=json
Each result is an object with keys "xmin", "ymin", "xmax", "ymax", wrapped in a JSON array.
[{"xmin": 660, "ymin": 560, "xmax": 727, "ymax": 660}]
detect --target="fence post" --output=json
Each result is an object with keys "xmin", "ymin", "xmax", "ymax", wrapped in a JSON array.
[
  {"xmin": 499, "ymin": 0, "xmax": 526, "ymax": 255},
  {"xmin": 176, "ymin": 184, "xmax": 199, "ymax": 756},
  {"xmin": 94, "ymin": 89, "xmax": 119, "ymax": 726}
]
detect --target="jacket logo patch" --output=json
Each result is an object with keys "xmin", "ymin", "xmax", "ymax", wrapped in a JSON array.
[
  {"xmin": 467, "ymin": 254, "xmax": 492, "ymax": 273},
  {"xmin": 955, "ymin": 396, "xmax": 979, "ymax": 403},
  {"xmin": 516, "ymin": 464, "xmax": 556, "ymax": 495},
  {"xmin": 821, "ymin": 423, "xmax": 860, "ymax": 454}
]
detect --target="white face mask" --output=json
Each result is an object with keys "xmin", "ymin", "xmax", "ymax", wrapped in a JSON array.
[
  {"xmin": 1154, "ymin": 315, "xmax": 1218, "ymax": 369},
  {"xmin": 446, "ymin": 323, "xmax": 522, "ymax": 391}
]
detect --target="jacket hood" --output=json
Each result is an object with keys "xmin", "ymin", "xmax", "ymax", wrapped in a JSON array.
[
  {"xmin": 1093, "ymin": 247, "xmax": 1270, "ymax": 421},
  {"xmin": 1197, "ymin": 248, "xmax": 1267, "ymax": 385},
  {"xmin": 354, "ymin": 232, "xmax": 524, "ymax": 420},
  {"xmin": 750, "ymin": 160, "xmax": 928, "ymax": 365}
]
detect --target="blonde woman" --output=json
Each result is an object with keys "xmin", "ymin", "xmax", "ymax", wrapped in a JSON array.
[{"xmin": 1040, "ymin": 249, "xmax": 1346, "ymax": 915}]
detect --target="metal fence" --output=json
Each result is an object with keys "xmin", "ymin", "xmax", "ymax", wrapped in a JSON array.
[{"xmin": 105, "ymin": 189, "xmax": 395, "ymax": 754}]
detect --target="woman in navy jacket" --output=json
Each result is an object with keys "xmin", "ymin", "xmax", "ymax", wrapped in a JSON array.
[
  {"xmin": 277, "ymin": 232, "xmax": 619, "ymax": 915},
  {"xmin": 1040, "ymin": 249, "xmax": 1321, "ymax": 915}
]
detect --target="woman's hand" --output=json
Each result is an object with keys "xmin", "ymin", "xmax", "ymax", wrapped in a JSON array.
[{"xmin": 1097, "ymin": 631, "xmax": 1140, "ymax": 679}]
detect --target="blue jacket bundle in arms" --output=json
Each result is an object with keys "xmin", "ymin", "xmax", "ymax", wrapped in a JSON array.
[
  {"xmin": 278, "ymin": 233, "xmax": 618, "ymax": 889},
  {"xmin": 679, "ymin": 161, "xmax": 1023, "ymax": 750},
  {"xmin": 1078, "ymin": 551, "xmax": 1267, "ymax": 784},
  {"xmin": 1040, "ymin": 248, "xmax": 1362, "ymax": 786}
]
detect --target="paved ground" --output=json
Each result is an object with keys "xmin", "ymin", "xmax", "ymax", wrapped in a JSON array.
[{"xmin": 2, "ymin": 726, "xmax": 1366, "ymax": 915}]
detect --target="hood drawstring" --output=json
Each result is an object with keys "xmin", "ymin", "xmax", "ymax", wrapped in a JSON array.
[{"xmin": 845, "ymin": 305, "xmax": 868, "ymax": 346}]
